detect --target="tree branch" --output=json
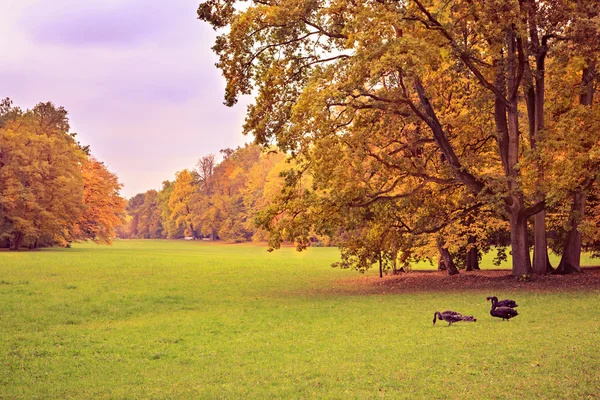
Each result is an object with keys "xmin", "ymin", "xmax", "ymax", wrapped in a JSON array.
[
  {"xmin": 519, "ymin": 199, "xmax": 546, "ymax": 219},
  {"xmin": 409, "ymin": 0, "xmax": 510, "ymax": 106}
]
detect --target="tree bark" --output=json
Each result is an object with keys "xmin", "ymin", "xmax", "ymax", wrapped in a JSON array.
[
  {"xmin": 530, "ymin": 31, "xmax": 552, "ymax": 275},
  {"xmin": 555, "ymin": 192, "xmax": 585, "ymax": 274},
  {"xmin": 10, "ymin": 232, "xmax": 23, "ymax": 251},
  {"xmin": 505, "ymin": 28, "xmax": 532, "ymax": 277},
  {"xmin": 532, "ymin": 211, "xmax": 553, "ymax": 274},
  {"xmin": 410, "ymin": 23, "xmax": 533, "ymax": 278},
  {"xmin": 509, "ymin": 210, "xmax": 532, "ymax": 276},
  {"xmin": 437, "ymin": 258, "xmax": 447, "ymax": 271},
  {"xmin": 465, "ymin": 240, "xmax": 480, "ymax": 271},
  {"xmin": 437, "ymin": 238, "xmax": 459, "ymax": 275}
]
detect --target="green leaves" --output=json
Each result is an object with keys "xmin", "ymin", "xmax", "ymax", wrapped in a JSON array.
[{"xmin": 198, "ymin": 0, "xmax": 600, "ymax": 274}]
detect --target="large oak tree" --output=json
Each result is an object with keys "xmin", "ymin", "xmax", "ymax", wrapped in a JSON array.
[{"xmin": 199, "ymin": 0, "xmax": 599, "ymax": 276}]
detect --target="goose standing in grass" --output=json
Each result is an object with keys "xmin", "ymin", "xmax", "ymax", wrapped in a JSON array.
[
  {"xmin": 486, "ymin": 296, "xmax": 518, "ymax": 308},
  {"xmin": 488, "ymin": 297, "xmax": 519, "ymax": 321}
]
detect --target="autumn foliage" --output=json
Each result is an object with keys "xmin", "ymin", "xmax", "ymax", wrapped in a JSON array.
[
  {"xmin": 119, "ymin": 145, "xmax": 288, "ymax": 243},
  {"xmin": 198, "ymin": 0, "xmax": 600, "ymax": 276},
  {"xmin": 0, "ymin": 99, "xmax": 125, "ymax": 249}
]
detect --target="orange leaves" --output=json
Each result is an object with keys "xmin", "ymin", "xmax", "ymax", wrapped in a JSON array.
[
  {"xmin": 0, "ymin": 105, "xmax": 84, "ymax": 248},
  {"xmin": 76, "ymin": 158, "xmax": 126, "ymax": 244},
  {"xmin": 0, "ymin": 100, "xmax": 125, "ymax": 248}
]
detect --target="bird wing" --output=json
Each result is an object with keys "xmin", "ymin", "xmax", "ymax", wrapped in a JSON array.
[
  {"xmin": 442, "ymin": 310, "xmax": 463, "ymax": 318},
  {"xmin": 499, "ymin": 299, "xmax": 518, "ymax": 308}
]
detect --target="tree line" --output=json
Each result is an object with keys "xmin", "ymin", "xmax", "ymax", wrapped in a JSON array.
[
  {"xmin": 5, "ymin": 0, "xmax": 599, "ymax": 281},
  {"xmin": 118, "ymin": 145, "xmax": 292, "ymax": 242},
  {"xmin": 198, "ymin": 0, "xmax": 600, "ymax": 276},
  {"xmin": 0, "ymin": 99, "xmax": 125, "ymax": 249}
]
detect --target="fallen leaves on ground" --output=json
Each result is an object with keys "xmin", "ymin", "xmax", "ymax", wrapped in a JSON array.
[{"xmin": 335, "ymin": 267, "xmax": 600, "ymax": 294}]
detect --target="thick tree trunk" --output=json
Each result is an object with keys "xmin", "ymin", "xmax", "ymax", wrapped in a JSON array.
[
  {"xmin": 465, "ymin": 236, "xmax": 480, "ymax": 271},
  {"xmin": 437, "ymin": 238, "xmax": 459, "ymax": 275},
  {"xmin": 529, "ymin": 33, "xmax": 552, "ymax": 275},
  {"xmin": 509, "ymin": 211, "xmax": 531, "ymax": 277},
  {"xmin": 504, "ymin": 28, "xmax": 532, "ymax": 278},
  {"xmin": 437, "ymin": 258, "xmax": 447, "ymax": 271},
  {"xmin": 378, "ymin": 253, "xmax": 383, "ymax": 278},
  {"xmin": 10, "ymin": 232, "xmax": 23, "ymax": 250},
  {"xmin": 466, "ymin": 244, "xmax": 480, "ymax": 271},
  {"xmin": 556, "ymin": 192, "xmax": 585, "ymax": 274},
  {"xmin": 533, "ymin": 211, "xmax": 553, "ymax": 274}
]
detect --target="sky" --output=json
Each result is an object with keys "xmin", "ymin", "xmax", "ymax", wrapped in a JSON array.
[{"xmin": 0, "ymin": 0, "xmax": 251, "ymax": 198}]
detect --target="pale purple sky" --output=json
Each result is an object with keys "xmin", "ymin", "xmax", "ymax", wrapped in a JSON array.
[{"xmin": 0, "ymin": 0, "xmax": 250, "ymax": 198}]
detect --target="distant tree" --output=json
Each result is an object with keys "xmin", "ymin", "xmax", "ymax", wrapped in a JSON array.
[
  {"xmin": 157, "ymin": 181, "xmax": 183, "ymax": 239},
  {"xmin": 197, "ymin": 154, "xmax": 216, "ymax": 195},
  {"xmin": 169, "ymin": 169, "xmax": 199, "ymax": 239},
  {"xmin": 191, "ymin": 145, "xmax": 270, "ymax": 242},
  {"xmin": 136, "ymin": 190, "xmax": 164, "ymax": 239},
  {"xmin": 0, "ymin": 103, "xmax": 85, "ymax": 249},
  {"xmin": 1, "ymin": 100, "xmax": 127, "ymax": 248},
  {"xmin": 241, "ymin": 150, "xmax": 286, "ymax": 241},
  {"xmin": 0, "ymin": 98, "xmax": 21, "ymax": 128},
  {"xmin": 124, "ymin": 193, "xmax": 146, "ymax": 238},
  {"xmin": 75, "ymin": 157, "xmax": 126, "ymax": 244}
]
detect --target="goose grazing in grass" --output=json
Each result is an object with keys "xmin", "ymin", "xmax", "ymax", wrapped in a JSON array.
[
  {"xmin": 488, "ymin": 297, "xmax": 519, "ymax": 321},
  {"xmin": 433, "ymin": 311, "xmax": 467, "ymax": 326},
  {"xmin": 486, "ymin": 296, "xmax": 518, "ymax": 308},
  {"xmin": 441, "ymin": 310, "xmax": 476, "ymax": 322}
]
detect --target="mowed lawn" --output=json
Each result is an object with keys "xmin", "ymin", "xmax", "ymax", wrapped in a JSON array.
[{"xmin": 1, "ymin": 241, "xmax": 599, "ymax": 399}]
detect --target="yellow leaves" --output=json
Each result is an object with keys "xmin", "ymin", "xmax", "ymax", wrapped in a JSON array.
[
  {"xmin": 169, "ymin": 169, "xmax": 196, "ymax": 230},
  {"xmin": 589, "ymin": 144, "xmax": 600, "ymax": 162},
  {"xmin": 194, "ymin": 0, "xmax": 600, "ymax": 264},
  {"xmin": 540, "ymin": 104, "xmax": 600, "ymax": 205},
  {"xmin": 0, "ymin": 104, "xmax": 112, "ymax": 248}
]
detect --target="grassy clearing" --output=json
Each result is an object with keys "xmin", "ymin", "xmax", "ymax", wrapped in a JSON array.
[{"xmin": 1, "ymin": 240, "xmax": 599, "ymax": 399}]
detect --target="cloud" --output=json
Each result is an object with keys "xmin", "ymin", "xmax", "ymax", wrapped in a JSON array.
[
  {"xmin": 24, "ymin": 0, "xmax": 189, "ymax": 47},
  {"xmin": 3, "ymin": 0, "xmax": 252, "ymax": 199}
]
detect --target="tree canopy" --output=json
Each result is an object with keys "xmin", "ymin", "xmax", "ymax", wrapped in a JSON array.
[
  {"xmin": 199, "ymin": 0, "xmax": 600, "ymax": 275},
  {"xmin": 0, "ymin": 99, "xmax": 125, "ymax": 249},
  {"xmin": 119, "ymin": 144, "xmax": 288, "ymax": 243}
]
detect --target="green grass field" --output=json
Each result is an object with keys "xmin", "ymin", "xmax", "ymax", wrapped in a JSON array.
[{"xmin": 1, "ymin": 240, "xmax": 599, "ymax": 399}]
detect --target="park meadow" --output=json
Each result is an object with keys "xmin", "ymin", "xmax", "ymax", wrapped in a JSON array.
[
  {"xmin": 2, "ymin": 0, "xmax": 600, "ymax": 399},
  {"xmin": 2, "ymin": 240, "xmax": 599, "ymax": 399}
]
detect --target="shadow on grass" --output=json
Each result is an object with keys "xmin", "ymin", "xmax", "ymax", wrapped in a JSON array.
[
  {"xmin": 320, "ymin": 267, "xmax": 600, "ymax": 296},
  {"xmin": 0, "ymin": 247, "xmax": 93, "ymax": 253}
]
